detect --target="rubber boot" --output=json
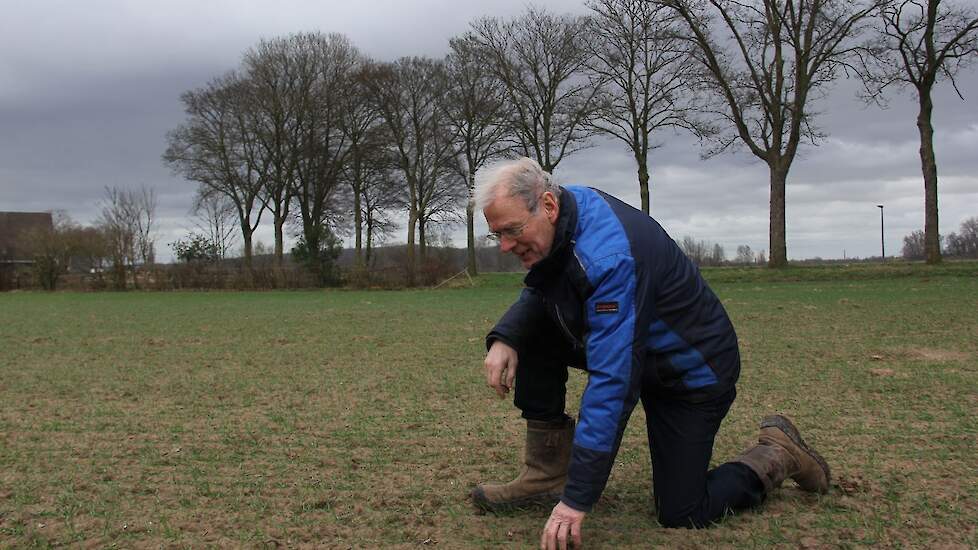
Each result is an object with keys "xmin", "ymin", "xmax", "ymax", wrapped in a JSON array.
[
  {"xmin": 734, "ymin": 414, "xmax": 831, "ymax": 494},
  {"xmin": 471, "ymin": 415, "xmax": 575, "ymax": 513}
]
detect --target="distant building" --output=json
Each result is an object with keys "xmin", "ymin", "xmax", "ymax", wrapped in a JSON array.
[{"xmin": 1, "ymin": 211, "xmax": 53, "ymax": 288}]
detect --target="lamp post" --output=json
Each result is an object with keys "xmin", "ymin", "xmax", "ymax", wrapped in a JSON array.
[{"xmin": 876, "ymin": 204, "xmax": 884, "ymax": 262}]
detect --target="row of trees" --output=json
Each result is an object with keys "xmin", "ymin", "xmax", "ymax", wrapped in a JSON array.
[
  {"xmin": 902, "ymin": 216, "xmax": 978, "ymax": 259},
  {"xmin": 163, "ymin": 34, "xmax": 455, "ymax": 286},
  {"xmin": 163, "ymin": 1, "xmax": 977, "ymax": 280},
  {"xmin": 654, "ymin": 0, "xmax": 976, "ymax": 266},
  {"xmin": 677, "ymin": 235, "xmax": 768, "ymax": 265}
]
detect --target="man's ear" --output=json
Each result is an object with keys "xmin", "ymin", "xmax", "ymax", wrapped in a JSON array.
[{"xmin": 542, "ymin": 191, "xmax": 559, "ymax": 223}]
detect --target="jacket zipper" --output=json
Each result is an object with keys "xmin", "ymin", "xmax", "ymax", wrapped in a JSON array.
[
  {"xmin": 554, "ymin": 305, "xmax": 584, "ymax": 350},
  {"xmin": 556, "ymin": 242, "xmax": 587, "ymax": 351}
]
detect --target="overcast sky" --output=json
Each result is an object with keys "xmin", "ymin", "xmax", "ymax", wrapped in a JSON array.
[{"xmin": 2, "ymin": 1, "xmax": 976, "ymax": 263}]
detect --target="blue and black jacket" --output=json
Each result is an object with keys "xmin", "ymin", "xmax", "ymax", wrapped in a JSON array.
[{"xmin": 487, "ymin": 186, "xmax": 741, "ymax": 512}]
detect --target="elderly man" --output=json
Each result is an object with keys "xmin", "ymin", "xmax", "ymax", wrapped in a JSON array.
[{"xmin": 470, "ymin": 158, "xmax": 830, "ymax": 548}]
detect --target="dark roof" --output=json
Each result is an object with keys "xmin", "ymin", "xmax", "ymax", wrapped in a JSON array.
[{"xmin": 0, "ymin": 212, "xmax": 53, "ymax": 262}]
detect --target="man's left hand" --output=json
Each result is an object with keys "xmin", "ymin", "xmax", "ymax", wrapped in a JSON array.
[{"xmin": 540, "ymin": 501, "xmax": 585, "ymax": 550}]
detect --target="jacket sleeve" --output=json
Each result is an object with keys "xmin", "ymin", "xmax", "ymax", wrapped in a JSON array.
[
  {"xmin": 486, "ymin": 287, "xmax": 547, "ymax": 353},
  {"xmin": 560, "ymin": 253, "xmax": 646, "ymax": 512}
]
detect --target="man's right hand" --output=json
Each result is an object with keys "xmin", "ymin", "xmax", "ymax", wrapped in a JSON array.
[{"xmin": 484, "ymin": 340, "xmax": 518, "ymax": 398}]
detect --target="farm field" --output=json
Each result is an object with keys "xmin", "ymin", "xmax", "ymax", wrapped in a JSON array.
[{"xmin": 1, "ymin": 264, "xmax": 977, "ymax": 548}]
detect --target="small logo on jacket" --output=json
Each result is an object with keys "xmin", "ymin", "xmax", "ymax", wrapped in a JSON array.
[{"xmin": 595, "ymin": 301, "xmax": 619, "ymax": 314}]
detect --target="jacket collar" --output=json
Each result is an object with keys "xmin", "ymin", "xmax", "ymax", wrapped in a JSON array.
[{"xmin": 524, "ymin": 187, "xmax": 577, "ymax": 287}]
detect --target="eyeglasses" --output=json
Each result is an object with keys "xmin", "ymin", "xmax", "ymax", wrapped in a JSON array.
[{"xmin": 486, "ymin": 217, "xmax": 532, "ymax": 242}]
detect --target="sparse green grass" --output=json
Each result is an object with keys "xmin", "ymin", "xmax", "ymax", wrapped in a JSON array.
[{"xmin": 1, "ymin": 263, "xmax": 977, "ymax": 548}]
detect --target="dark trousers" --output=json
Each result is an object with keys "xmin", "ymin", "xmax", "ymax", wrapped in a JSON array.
[{"xmin": 513, "ymin": 330, "xmax": 765, "ymax": 528}]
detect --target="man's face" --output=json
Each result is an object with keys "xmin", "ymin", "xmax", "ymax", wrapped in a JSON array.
[{"xmin": 483, "ymin": 190, "xmax": 559, "ymax": 269}]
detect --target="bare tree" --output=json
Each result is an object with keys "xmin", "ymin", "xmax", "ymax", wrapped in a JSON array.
[
  {"xmin": 857, "ymin": 0, "xmax": 978, "ymax": 264},
  {"xmin": 735, "ymin": 244, "xmax": 755, "ymax": 264},
  {"xmin": 339, "ymin": 62, "xmax": 386, "ymax": 269},
  {"xmin": 22, "ymin": 212, "xmax": 110, "ymax": 290},
  {"xmin": 101, "ymin": 189, "xmax": 133, "ymax": 286},
  {"xmin": 192, "ymin": 187, "xmax": 238, "ymax": 259},
  {"xmin": 467, "ymin": 6, "xmax": 603, "ymax": 171},
  {"xmin": 656, "ymin": 0, "xmax": 882, "ymax": 267},
  {"xmin": 359, "ymin": 161, "xmax": 405, "ymax": 267},
  {"xmin": 445, "ymin": 36, "xmax": 512, "ymax": 275},
  {"xmin": 710, "ymin": 242, "xmax": 726, "ymax": 264},
  {"xmin": 164, "ymin": 72, "xmax": 266, "ymax": 268},
  {"xmin": 412, "ymin": 129, "xmax": 464, "ymax": 265},
  {"xmin": 677, "ymin": 235, "xmax": 725, "ymax": 265},
  {"xmin": 241, "ymin": 37, "xmax": 307, "ymax": 265},
  {"xmin": 586, "ymin": 0, "xmax": 701, "ymax": 214},
  {"xmin": 902, "ymin": 228, "xmax": 928, "ymax": 259},
  {"xmin": 363, "ymin": 57, "xmax": 457, "ymax": 283},
  {"xmin": 285, "ymin": 33, "xmax": 360, "ymax": 286},
  {"xmin": 24, "ymin": 211, "xmax": 75, "ymax": 290},
  {"xmin": 98, "ymin": 186, "xmax": 156, "ymax": 289},
  {"xmin": 678, "ymin": 234, "xmax": 710, "ymax": 264},
  {"xmin": 97, "ymin": 196, "xmax": 136, "ymax": 290},
  {"xmin": 944, "ymin": 216, "xmax": 978, "ymax": 257},
  {"xmin": 416, "ymin": 167, "xmax": 468, "ymax": 262},
  {"xmin": 133, "ymin": 186, "xmax": 157, "ymax": 266},
  {"xmin": 337, "ymin": 113, "xmax": 405, "ymax": 269}
]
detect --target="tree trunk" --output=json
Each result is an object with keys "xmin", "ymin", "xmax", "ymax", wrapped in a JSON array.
[
  {"xmin": 305, "ymin": 220, "xmax": 324, "ymax": 287},
  {"xmin": 418, "ymin": 221, "xmax": 427, "ymax": 265},
  {"xmin": 406, "ymin": 184, "xmax": 417, "ymax": 286},
  {"xmin": 917, "ymin": 87, "xmax": 942, "ymax": 264},
  {"xmin": 274, "ymin": 216, "xmax": 285, "ymax": 266},
  {"xmin": 353, "ymin": 189, "xmax": 363, "ymax": 269},
  {"xmin": 352, "ymin": 154, "xmax": 364, "ymax": 270},
  {"xmin": 113, "ymin": 260, "xmax": 126, "ymax": 290},
  {"xmin": 467, "ymin": 172, "xmax": 477, "ymax": 275},
  {"xmin": 242, "ymin": 228, "xmax": 254, "ymax": 270},
  {"xmin": 365, "ymin": 219, "xmax": 373, "ymax": 267},
  {"xmin": 636, "ymin": 153, "xmax": 650, "ymax": 215},
  {"xmin": 130, "ymin": 257, "xmax": 139, "ymax": 290},
  {"xmin": 768, "ymin": 164, "xmax": 788, "ymax": 268}
]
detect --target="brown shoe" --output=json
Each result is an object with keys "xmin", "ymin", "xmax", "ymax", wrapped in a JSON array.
[
  {"xmin": 735, "ymin": 414, "xmax": 830, "ymax": 494},
  {"xmin": 471, "ymin": 416, "xmax": 575, "ymax": 513}
]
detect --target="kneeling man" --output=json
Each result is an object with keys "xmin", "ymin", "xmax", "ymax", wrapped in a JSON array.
[{"xmin": 471, "ymin": 158, "xmax": 830, "ymax": 548}]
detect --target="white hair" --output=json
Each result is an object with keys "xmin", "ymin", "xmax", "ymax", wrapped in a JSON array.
[{"xmin": 473, "ymin": 157, "xmax": 560, "ymax": 211}]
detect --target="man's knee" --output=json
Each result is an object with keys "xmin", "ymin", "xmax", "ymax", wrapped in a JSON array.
[{"xmin": 656, "ymin": 507, "xmax": 714, "ymax": 529}]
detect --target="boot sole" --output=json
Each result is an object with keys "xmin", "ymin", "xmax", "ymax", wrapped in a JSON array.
[
  {"xmin": 470, "ymin": 486, "xmax": 561, "ymax": 514},
  {"xmin": 760, "ymin": 414, "xmax": 831, "ymax": 492}
]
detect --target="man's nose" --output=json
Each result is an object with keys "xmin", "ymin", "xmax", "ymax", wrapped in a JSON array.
[{"xmin": 499, "ymin": 235, "xmax": 517, "ymax": 253}]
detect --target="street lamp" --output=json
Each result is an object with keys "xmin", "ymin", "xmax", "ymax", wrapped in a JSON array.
[{"xmin": 876, "ymin": 204, "xmax": 884, "ymax": 262}]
